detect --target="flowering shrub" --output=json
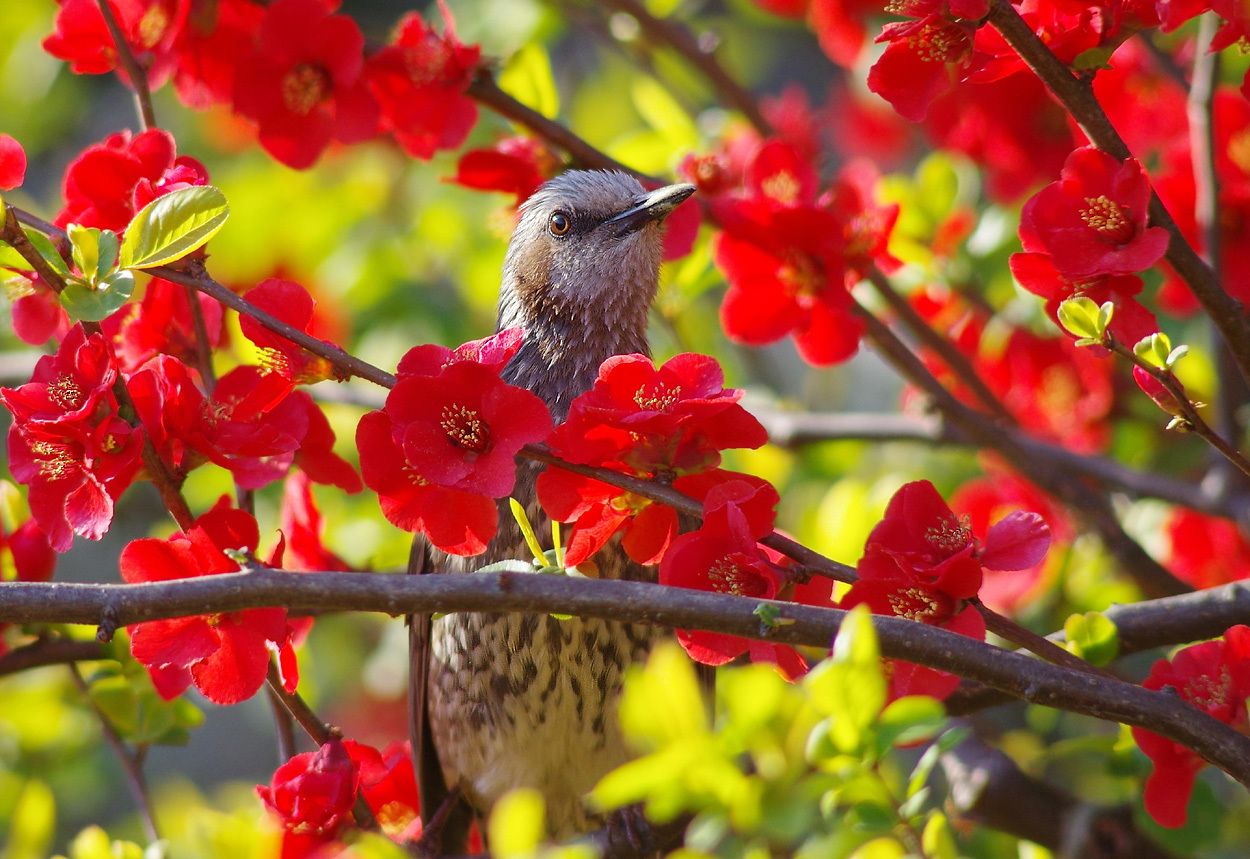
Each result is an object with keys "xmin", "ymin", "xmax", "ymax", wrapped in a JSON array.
[{"xmin": 5, "ymin": 0, "xmax": 1250, "ymax": 854}]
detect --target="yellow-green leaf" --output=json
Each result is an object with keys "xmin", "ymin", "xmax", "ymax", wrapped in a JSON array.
[{"xmin": 118, "ymin": 185, "xmax": 229, "ymax": 269}]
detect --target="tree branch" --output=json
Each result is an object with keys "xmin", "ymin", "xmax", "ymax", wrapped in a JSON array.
[
  {"xmin": 3, "ymin": 571, "xmax": 1249, "ymax": 790},
  {"xmin": 95, "ymin": 0, "xmax": 157, "ymax": 131},
  {"xmin": 985, "ymin": 0, "xmax": 1250, "ymax": 390}
]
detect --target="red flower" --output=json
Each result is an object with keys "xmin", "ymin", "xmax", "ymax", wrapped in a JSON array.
[
  {"xmin": 43, "ymin": 0, "xmax": 190, "ymax": 89},
  {"xmin": 1162, "ymin": 508, "xmax": 1250, "ymax": 590},
  {"xmin": 924, "ymin": 72, "xmax": 1076, "ymax": 204},
  {"xmin": 1008, "ymin": 252, "xmax": 1159, "ymax": 349},
  {"xmin": 121, "ymin": 501, "xmax": 298, "ymax": 704},
  {"xmin": 231, "ymin": 0, "xmax": 379, "ymax": 169},
  {"xmin": 172, "ymin": 0, "xmax": 266, "ymax": 109},
  {"xmin": 258, "ymin": 738, "xmax": 360, "ymax": 856},
  {"xmin": 347, "ymin": 740, "xmax": 423, "ymax": 842},
  {"xmin": 395, "ymin": 327, "xmax": 523, "ymax": 379},
  {"xmin": 451, "ymin": 137, "xmax": 554, "ymax": 207},
  {"xmin": 364, "ymin": 2, "xmax": 480, "ymax": 160},
  {"xmin": 1019, "ymin": 146, "xmax": 1169, "ymax": 281},
  {"xmin": 56, "ymin": 128, "xmax": 209, "ymax": 232},
  {"xmin": 537, "ymin": 354, "xmax": 767, "ymax": 565},
  {"xmin": 1132, "ymin": 626, "xmax": 1250, "ymax": 828},
  {"xmin": 384, "ymin": 361, "xmax": 551, "ymax": 498},
  {"xmin": 710, "ymin": 139, "xmax": 875, "ymax": 366},
  {"xmin": 2, "ymin": 518, "xmax": 57, "ymax": 584},
  {"xmin": 356, "ymin": 410, "xmax": 498, "ymax": 556},
  {"xmin": 842, "ymin": 480, "xmax": 1049, "ymax": 699},
  {"xmin": 978, "ymin": 327, "xmax": 1115, "ymax": 454},
  {"xmin": 8, "ymin": 272, "xmax": 70, "ymax": 347},
  {"xmin": 104, "ymin": 276, "xmax": 225, "ymax": 374},
  {"xmin": 1, "ymin": 326, "xmax": 145, "ymax": 551},
  {"xmin": 950, "ymin": 473, "xmax": 1071, "ymax": 614},
  {"xmin": 280, "ymin": 472, "xmax": 353, "ymax": 573},
  {"xmin": 0, "ymin": 133, "xmax": 26, "ymax": 190},
  {"xmin": 867, "ymin": 0, "xmax": 987, "ymax": 123},
  {"xmin": 659, "ymin": 481, "xmax": 814, "ymax": 679},
  {"xmin": 240, "ymin": 279, "xmax": 346, "ymax": 385}
]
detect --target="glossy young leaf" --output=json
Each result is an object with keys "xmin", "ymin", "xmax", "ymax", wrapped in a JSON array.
[{"xmin": 118, "ymin": 185, "xmax": 229, "ymax": 269}]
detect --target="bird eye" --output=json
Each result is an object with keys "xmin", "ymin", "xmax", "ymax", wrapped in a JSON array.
[{"xmin": 549, "ymin": 212, "xmax": 571, "ymax": 236}]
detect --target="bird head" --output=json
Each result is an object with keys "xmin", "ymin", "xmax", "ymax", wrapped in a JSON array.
[{"xmin": 497, "ymin": 170, "xmax": 695, "ymax": 413}]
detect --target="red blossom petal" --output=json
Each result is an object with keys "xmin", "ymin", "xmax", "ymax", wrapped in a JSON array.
[
  {"xmin": 0, "ymin": 134, "xmax": 26, "ymax": 190},
  {"xmin": 979, "ymin": 511, "xmax": 1051, "ymax": 571}
]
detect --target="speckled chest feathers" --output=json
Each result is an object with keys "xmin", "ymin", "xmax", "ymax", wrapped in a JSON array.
[{"xmin": 423, "ymin": 171, "xmax": 696, "ymax": 839}]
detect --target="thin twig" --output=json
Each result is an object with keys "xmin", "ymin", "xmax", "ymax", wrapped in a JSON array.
[
  {"xmin": 866, "ymin": 269, "xmax": 1014, "ymax": 422},
  {"xmin": 95, "ymin": 0, "xmax": 157, "ymax": 130},
  {"xmin": 596, "ymin": 0, "xmax": 773, "ymax": 135},
  {"xmin": 69, "ymin": 664, "xmax": 160, "ymax": 843},
  {"xmin": 466, "ymin": 67, "xmax": 645, "ymax": 178}
]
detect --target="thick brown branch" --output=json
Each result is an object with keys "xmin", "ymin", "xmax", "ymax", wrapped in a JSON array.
[{"xmin": 3, "ymin": 571, "xmax": 1250, "ymax": 790}]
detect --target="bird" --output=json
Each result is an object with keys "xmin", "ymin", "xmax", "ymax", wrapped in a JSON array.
[{"xmin": 410, "ymin": 170, "xmax": 697, "ymax": 851}]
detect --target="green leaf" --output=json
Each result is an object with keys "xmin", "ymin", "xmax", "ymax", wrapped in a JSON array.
[
  {"xmin": 118, "ymin": 185, "xmax": 229, "ymax": 269},
  {"xmin": 805, "ymin": 607, "xmax": 885, "ymax": 754},
  {"xmin": 1063, "ymin": 611, "xmax": 1120, "ymax": 666},
  {"xmin": 24, "ymin": 228, "xmax": 69, "ymax": 278},
  {"xmin": 488, "ymin": 788, "xmax": 545, "ymax": 858},
  {"xmin": 59, "ymin": 269, "xmax": 134, "ymax": 322},
  {"xmin": 618, "ymin": 642, "xmax": 709, "ymax": 748},
  {"xmin": 631, "ymin": 76, "xmax": 698, "ymax": 150},
  {"xmin": 877, "ymin": 695, "xmax": 946, "ymax": 752},
  {"xmin": 67, "ymin": 224, "xmax": 100, "ymax": 282},
  {"xmin": 1055, "ymin": 296, "xmax": 1102, "ymax": 341},
  {"xmin": 1133, "ymin": 332, "xmax": 1172, "ymax": 369},
  {"xmin": 922, "ymin": 811, "xmax": 959, "ymax": 859},
  {"xmin": 6, "ymin": 779, "xmax": 55, "ymax": 859},
  {"xmin": 498, "ymin": 44, "xmax": 559, "ymax": 119}
]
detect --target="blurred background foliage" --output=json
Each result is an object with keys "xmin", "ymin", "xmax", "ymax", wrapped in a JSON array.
[{"xmin": 3, "ymin": 0, "xmax": 1250, "ymax": 855}]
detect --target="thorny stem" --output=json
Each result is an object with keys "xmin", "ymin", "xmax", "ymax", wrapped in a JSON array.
[
  {"xmin": 95, "ymin": 0, "xmax": 157, "ymax": 131},
  {"xmin": 69, "ymin": 664, "xmax": 161, "ymax": 844}
]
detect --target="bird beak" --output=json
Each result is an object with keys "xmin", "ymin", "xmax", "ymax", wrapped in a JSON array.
[{"xmin": 604, "ymin": 183, "xmax": 697, "ymax": 236}]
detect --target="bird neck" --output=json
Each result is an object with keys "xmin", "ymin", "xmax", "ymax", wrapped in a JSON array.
[{"xmin": 498, "ymin": 289, "xmax": 652, "ymax": 423}]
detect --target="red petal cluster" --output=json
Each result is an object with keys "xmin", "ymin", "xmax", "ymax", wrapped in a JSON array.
[
  {"xmin": 128, "ymin": 357, "xmax": 360, "ymax": 491},
  {"xmin": 104, "ymin": 277, "xmax": 225, "ymax": 373},
  {"xmin": 121, "ymin": 501, "xmax": 299, "ymax": 704},
  {"xmin": 43, "ymin": 0, "xmax": 189, "ymax": 88},
  {"xmin": 451, "ymin": 137, "xmax": 556, "ymax": 208},
  {"xmin": 537, "ymin": 353, "xmax": 768, "ymax": 566},
  {"xmin": 660, "ymin": 480, "xmax": 832, "ymax": 678},
  {"xmin": 364, "ymin": 2, "xmax": 481, "ymax": 161},
  {"xmin": 358, "ymin": 330, "xmax": 551, "ymax": 556},
  {"xmin": 258, "ymin": 738, "xmax": 361, "ymax": 856},
  {"xmin": 708, "ymin": 139, "xmax": 899, "ymax": 366},
  {"xmin": 1011, "ymin": 147, "xmax": 1167, "ymax": 343},
  {"xmin": 56, "ymin": 128, "xmax": 209, "ymax": 233},
  {"xmin": 239, "ymin": 279, "xmax": 346, "ymax": 385},
  {"xmin": 1131, "ymin": 626, "xmax": 1250, "ymax": 828},
  {"xmin": 868, "ymin": 0, "xmax": 987, "ymax": 123},
  {"xmin": 231, "ymin": 0, "xmax": 379, "ymax": 170},
  {"xmin": 0, "ymin": 516, "xmax": 57, "ymax": 658},
  {"xmin": 842, "ymin": 480, "xmax": 1049, "ymax": 699},
  {"xmin": 1, "ymin": 325, "xmax": 145, "ymax": 551},
  {"xmin": 1162, "ymin": 508, "xmax": 1250, "ymax": 590}
]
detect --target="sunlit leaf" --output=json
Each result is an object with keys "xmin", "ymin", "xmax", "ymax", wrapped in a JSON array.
[
  {"xmin": 499, "ymin": 44, "xmax": 559, "ymax": 119},
  {"xmin": 118, "ymin": 185, "xmax": 229, "ymax": 269}
]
